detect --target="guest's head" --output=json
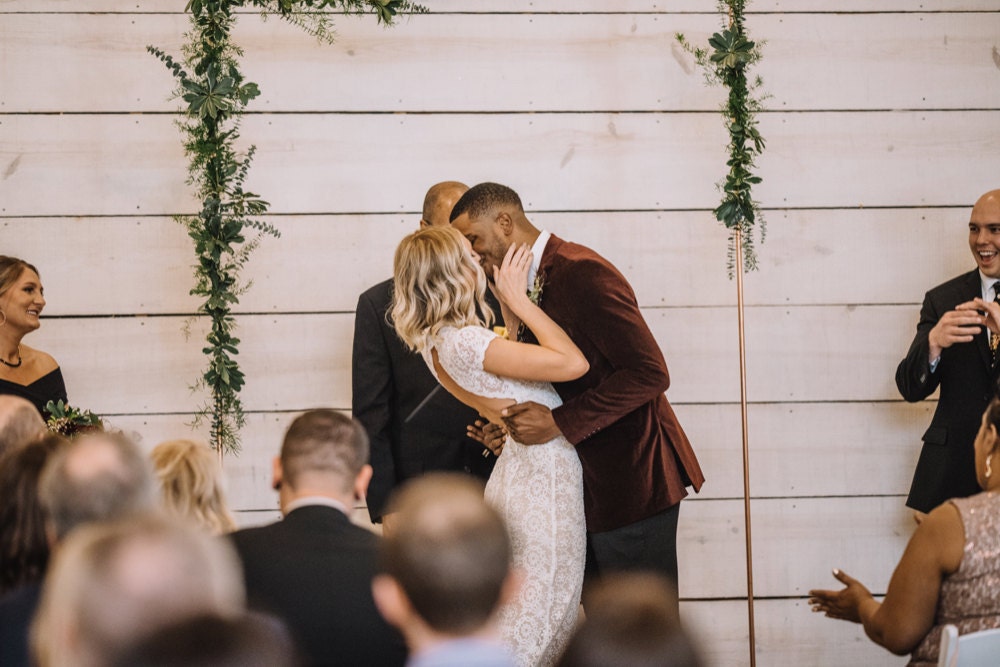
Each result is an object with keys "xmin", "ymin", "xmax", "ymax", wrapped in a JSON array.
[
  {"xmin": 274, "ymin": 409, "xmax": 372, "ymax": 514},
  {"xmin": 0, "ymin": 394, "xmax": 46, "ymax": 457},
  {"xmin": 0, "ymin": 255, "xmax": 45, "ymax": 336},
  {"xmin": 974, "ymin": 397, "xmax": 1000, "ymax": 491},
  {"xmin": 558, "ymin": 572, "xmax": 702, "ymax": 667},
  {"xmin": 150, "ymin": 439, "xmax": 236, "ymax": 535},
  {"xmin": 110, "ymin": 612, "xmax": 297, "ymax": 667},
  {"xmin": 450, "ymin": 182, "xmax": 539, "ymax": 278},
  {"xmin": 39, "ymin": 431, "xmax": 157, "ymax": 541},
  {"xmin": 31, "ymin": 515, "xmax": 245, "ymax": 667},
  {"xmin": 969, "ymin": 189, "xmax": 1000, "ymax": 279},
  {"xmin": 0, "ymin": 433, "xmax": 69, "ymax": 595},
  {"xmin": 391, "ymin": 225, "xmax": 492, "ymax": 353},
  {"xmin": 373, "ymin": 474, "xmax": 515, "ymax": 651}
]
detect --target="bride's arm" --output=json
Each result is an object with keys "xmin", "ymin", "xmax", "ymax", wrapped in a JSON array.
[{"xmin": 482, "ymin": 244, "xmax": 588, "ymax": 383}]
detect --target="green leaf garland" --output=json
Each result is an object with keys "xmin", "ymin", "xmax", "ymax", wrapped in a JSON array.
[
  {"xmin": 150, "ymin": 0, "xmax": 425, "ymax": 454},
  {"xmin": 677, "ymin": 0, "xmax": 767, "ymax": 275}
]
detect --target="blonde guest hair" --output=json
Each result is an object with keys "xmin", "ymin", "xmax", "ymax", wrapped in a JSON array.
[
  {"xmin": 150, "ymin": 439, "xmax": 236, "ymax": 535},
  {"xmin": 391, "ymin": 226, "xmax": 493, "ymax": 353}
]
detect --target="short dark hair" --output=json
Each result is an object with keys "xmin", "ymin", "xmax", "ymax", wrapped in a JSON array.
[
  {"xmin": 380, "ymin": 474, "xmax": 510, "ymax": 634},
  {"xmin": 558, "ymin": 572, "xmax": 703, "ymax": 667},
  {"xmin": 449, "ymin": 182, "xmax": 524, "ymax": 222},
  {"xmin": 280, "ymin": 410, "xmax": 368, "ymax": 492},
  {"xmin": 0, "ymin": 434, "xmax": 69, "ymax": 594},
  {"xmin": 39, "ymin": 431, "xmax": 156, "ymax": 540},
  {"xmin": 111, "ymin": 612, "xmax": 297, "ymax": 667}
]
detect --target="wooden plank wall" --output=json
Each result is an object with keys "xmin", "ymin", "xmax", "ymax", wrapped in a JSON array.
[{"xmin": 4, "ymin": 1, "xmax": 1000, "ymax": 664}]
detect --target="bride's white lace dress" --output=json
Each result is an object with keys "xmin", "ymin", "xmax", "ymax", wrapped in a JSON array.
[{"xmin": 423, "ymin": 325, "xmax": 586, "ymax": 667}]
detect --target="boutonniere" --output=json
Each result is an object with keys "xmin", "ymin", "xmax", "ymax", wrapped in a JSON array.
[{"xmin": 527, "ymin": 274, "xmax": 545, "ymax": 306}]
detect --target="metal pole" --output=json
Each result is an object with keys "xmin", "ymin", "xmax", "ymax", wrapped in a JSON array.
[{"xmin": 735, "ymin": 227, "xmax": 756, "ymax": 667}]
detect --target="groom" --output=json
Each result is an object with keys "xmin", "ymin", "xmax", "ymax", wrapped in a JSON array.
[{"xmin": 450, "ymin": 183, "xmax": 704, "ymax": 589}]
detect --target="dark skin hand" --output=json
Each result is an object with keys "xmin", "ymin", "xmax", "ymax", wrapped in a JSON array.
[
  {"xmin": 500, "ymin": 401, "xmax": 562, "ymax": 445},
  {"xmin": 468, "ymin": 419, "xmax": 508, "ymax": 456}
]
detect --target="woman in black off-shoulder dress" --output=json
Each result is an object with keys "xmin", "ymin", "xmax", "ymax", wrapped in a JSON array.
[{"xmin": 0, "ymin": 257, "xmax": 67, "ymax": 418}]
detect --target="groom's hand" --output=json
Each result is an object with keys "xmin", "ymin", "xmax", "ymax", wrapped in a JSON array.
[{"xmin": 501, "ymin": 402, "xmax": 561, "ymax": 445}]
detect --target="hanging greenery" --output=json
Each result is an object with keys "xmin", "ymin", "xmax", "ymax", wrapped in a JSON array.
[
  {"xmin": 677, "ymin": 0, "xmax": 766, "ymax": 274},
  {"xmin": 149, "ymin": 0, "xmax": 424, "ymax": 454}
]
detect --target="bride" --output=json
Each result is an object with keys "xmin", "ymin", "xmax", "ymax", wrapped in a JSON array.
[{"xmin": 392, "ymin": 225, "xmax": 587, "ymax": 666}]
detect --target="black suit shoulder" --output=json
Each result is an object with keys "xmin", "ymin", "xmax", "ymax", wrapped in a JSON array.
[{"xmin": 229, "ymin": 507, "xmax": 406, "ymax": 667}]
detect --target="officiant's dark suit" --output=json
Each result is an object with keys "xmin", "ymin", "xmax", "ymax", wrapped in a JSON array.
[
  {"xmin": 451, "ymin": 182, "xmax": 705, "ymax": 587},
  {"xmin": 896, "ymin": 269, "xmax": 993, "ymax": 513},
  {"xmin": 353, "ymin": 278, "xmax": 494, "ymax": 523}
]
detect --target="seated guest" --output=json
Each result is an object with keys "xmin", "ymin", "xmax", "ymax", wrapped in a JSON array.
[
  {"xmin": 0, "ymin": 431, "xmax": 157, "ymax": 667},
  {"xmin": 229, "ymin": 409, "xmax": 407, "ymax": 666},
  {"xmin": 557, "ymin": 572, "xmax": 703, "ymax": 667},
  {"xmin": 31, "ymin": 515, "xmax": 245, "ymax": 667},
  {"xmin": 0, "ymin": 434, "xmax": 68, "ymax": 596},
  {"xmin": 111, "ymin": 612, "xmax": 298, "ymax": 667},
  {"xmin": 0, "ymin": 394, "xmax": 46, "ymax": 457},
  {"xmin": 809, "ymin": 396, "xmax": 1000, "ymax": 666},
  {"xmin": 372, "ymin": 473, "xmax": 518, "ymax": 667},
  {"xmin": 150, "ymin": 439, "xmax": 236, "ymax": 534},
  {"xmin": 0, "ymin": 256, "xmax": 68, "ymax": 418},
  {"xmin": 40, "ymin": 431, "xmax": 157, "ymax": 542}
]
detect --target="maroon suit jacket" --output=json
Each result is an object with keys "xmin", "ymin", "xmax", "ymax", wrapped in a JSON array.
[{"xmin": 526, "ymin": 234, "xmax": 704, "ymax": 532}]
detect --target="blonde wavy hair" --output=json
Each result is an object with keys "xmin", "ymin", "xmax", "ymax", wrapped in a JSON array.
[
  {"xmin": 392, "ymin": 226, "xmax": 493, "ymax": 353},
  {"xmin": 149, "ymin": 440, "xmax": 237, "ymax": 535}
]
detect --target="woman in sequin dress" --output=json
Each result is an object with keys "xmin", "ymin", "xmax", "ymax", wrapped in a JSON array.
[{"xmin": 808, "ymin": 393, "xmax": 1000, "ymax": 666}]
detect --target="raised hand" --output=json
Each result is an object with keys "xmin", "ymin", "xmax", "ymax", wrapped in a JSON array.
[
  {"xmin": 808, "ymin": 568, "xmax": 875, "ymax": 623},
  {"xmin": 928, "ymin": 302, "xmax": 986, "ymax": 359},
  {"xmin": 492, "ymin": 243, "xmax": 533, "ymax": 314},
  {"xmin": 964, "ymin": 297, "xmax": 1000, "ymax": 335}
]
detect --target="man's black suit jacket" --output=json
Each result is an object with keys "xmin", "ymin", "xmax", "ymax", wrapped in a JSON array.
[
  {"xmin": 896, "ymin": 269, "xmax": 994, "ymax": 512},
  {"xmin": 229, "ymin": 505, "xmax": 407, "ymax": 667},
  {"xmin": 353, "ymin": 279, "xmax": 494, "ymax": 522}
]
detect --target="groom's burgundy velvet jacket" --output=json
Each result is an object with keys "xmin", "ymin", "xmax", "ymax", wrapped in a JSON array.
[{"xmin": 527, "ymin": 235, "xmax": 704, "ymax": 533}]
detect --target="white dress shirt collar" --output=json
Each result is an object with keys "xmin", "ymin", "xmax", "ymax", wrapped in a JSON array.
[
  {"xmin": 527, "ymin": 230, "xmax": 552, "ymax": 289},
  {"xmin": 284, "ymin": 496, "xmax": 350, "ymax": 516}
]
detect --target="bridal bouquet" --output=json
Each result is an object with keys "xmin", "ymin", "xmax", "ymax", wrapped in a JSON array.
[{"xmin": 45, "ymin": 400, "xmax": 104, "ymax": 437}]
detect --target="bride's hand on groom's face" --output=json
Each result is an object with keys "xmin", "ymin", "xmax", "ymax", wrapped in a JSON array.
[{"xmin": 493, "ymin": 243, "xmax": 533, "ymax": 308}]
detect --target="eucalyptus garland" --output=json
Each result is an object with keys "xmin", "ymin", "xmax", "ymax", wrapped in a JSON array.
[
  {"xmin": 149, "ymin": 0, "xmax": 424, "ymax": 454},
  {"xmin": 677, "ymin": 0, "xmax": 766, "ymax": 274}
]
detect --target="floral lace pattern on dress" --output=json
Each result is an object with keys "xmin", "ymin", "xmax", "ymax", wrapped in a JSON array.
[{"xmin": 424, "ymin": 326, "xmax": 585, "ymax": 667}]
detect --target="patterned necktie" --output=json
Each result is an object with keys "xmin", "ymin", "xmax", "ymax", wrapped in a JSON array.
[{"xmin": 991, "ymin": 282, "xmax": 1000, "ymax": 354}]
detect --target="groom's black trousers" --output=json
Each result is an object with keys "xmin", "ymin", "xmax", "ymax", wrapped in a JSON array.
[{"xmin": 583, "ymin": 503, "xmax": 681, "ymax": 612}]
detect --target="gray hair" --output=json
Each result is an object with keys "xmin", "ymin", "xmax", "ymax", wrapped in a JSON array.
[{"xmin": 39, "ymin": 431, "xmax": 157, "ymax": 540}]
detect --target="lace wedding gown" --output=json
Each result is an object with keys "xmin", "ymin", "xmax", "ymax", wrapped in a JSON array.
[{"xmin": 424, "ymin": 325, "xmax": 586, "ymax": 667}]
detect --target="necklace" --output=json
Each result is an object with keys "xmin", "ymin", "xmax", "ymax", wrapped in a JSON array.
[{"xmin": 0, "ymin": 345, "xmax": 22, "ymax": 369}]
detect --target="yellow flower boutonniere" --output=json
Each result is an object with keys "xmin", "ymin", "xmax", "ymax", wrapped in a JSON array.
[{"xmin": 528, "ymin": 275, "xmax": 544, "ymax": 306}]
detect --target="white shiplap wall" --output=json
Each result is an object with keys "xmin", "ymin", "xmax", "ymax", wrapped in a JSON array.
[{"xmin": 4, "ymin": 2, "xmax": 1000, "ymax": 664}]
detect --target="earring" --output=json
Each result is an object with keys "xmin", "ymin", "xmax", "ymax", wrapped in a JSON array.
[{"xmin": 987, "ymin": 454, "xmax": 993, "ymax": 480}]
